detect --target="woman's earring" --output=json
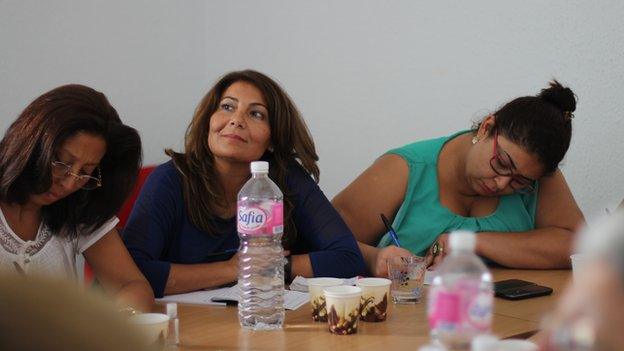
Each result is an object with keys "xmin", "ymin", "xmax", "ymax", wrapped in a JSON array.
[{"xmin": 471, "ymin": 136, "xmax": 479, "ymax": 145}]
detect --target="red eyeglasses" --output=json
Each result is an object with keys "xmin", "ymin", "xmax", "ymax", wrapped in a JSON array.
[{"xmin": 489, "ymin": 130, "xmax": 536, "ymax": 194}]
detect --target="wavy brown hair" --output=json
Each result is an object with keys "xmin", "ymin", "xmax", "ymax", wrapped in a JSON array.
[
  {"xmin": 0, "ymin": 84, "xmax": 142, "ymax": 238},
  {"xmin": 167, "ymin": 70, "xmax": 319, "ymax": 247}
]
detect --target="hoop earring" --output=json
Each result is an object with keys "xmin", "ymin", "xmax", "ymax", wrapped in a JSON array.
[{"xmin": 471, "ymin": 136, "xmax": 479, "ymax": 145}]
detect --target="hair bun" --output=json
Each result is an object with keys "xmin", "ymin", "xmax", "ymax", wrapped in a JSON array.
[{"xmin": 538, "ymin": 79, "xmax": 576, "ymax": 114}]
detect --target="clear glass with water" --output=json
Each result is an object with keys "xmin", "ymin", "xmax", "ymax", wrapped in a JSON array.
[
  {"xmin": 427, "ymin": 231, "xmax": 493, "ymax": 350},
  {"xmin": 237, "ymin": 161, "xmax": 285, "ymax": 330}
]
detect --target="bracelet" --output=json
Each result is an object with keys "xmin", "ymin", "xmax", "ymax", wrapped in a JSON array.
[{"xmin": 284, "ymin": 255, "xmax": 293, "ymax": 283}]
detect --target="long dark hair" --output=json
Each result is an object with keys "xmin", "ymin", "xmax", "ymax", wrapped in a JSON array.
[
  {"xmin": 0, "ymin": 84, "xmax": 142, "ymax": 238},
  {"xmin": 167, "ymin": 70, "xmax": 319, "ymax": 247},
  {"xmin": 476, "ymin": 80, "xmax": 576, "ymax": 175}
]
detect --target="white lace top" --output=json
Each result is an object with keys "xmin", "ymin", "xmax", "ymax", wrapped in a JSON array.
[{"xmin": 0, "ymin": 209, "xmax": 118, "ymax": 280}]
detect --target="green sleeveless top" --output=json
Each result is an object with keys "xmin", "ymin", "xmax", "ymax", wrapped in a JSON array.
[{"xmin": 377, "ymin": 130, "xmax": 538, "ymax": 256}]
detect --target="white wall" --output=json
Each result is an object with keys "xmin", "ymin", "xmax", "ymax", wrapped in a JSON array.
[
  {"xmin": 0, "ymin": 0, "xmax": 208, "ymax": 166},
  {"xmin": 2, "ymin": 1, "xmax": 623, "ymax": 220}
]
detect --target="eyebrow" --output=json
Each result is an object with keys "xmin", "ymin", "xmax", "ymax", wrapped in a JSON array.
[
  {"xmin": 500, "ymin": 148, "xmax": 518, "ymax": 170},
  {"xmin": 221, "ymin": 96, "xmax": 268, "ymax": 110},
  {"xmin": 60, "ymin": 149, "xmax": 100, "ymax": 167}
]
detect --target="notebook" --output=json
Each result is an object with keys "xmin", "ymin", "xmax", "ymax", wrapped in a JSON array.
[{"xmin": 157, "ymin": 284, "xmax": 309, "ymax": 310}]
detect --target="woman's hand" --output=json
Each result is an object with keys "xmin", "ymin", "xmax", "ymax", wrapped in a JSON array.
[
  {"xmin": 425, "ymin": 233, "xmax": 450, "ymax": 269},
  {"xmin": 374, "ymin": 245, "xmax": 415, "ymax": 277}
]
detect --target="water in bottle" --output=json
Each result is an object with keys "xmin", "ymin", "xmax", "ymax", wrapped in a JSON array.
[
  {"xmin": 237, "ymin": 161, "xmax": 285, "ymax": 330},
  {"xmin": 427, "ymin": 231, "xmax": 493, "ymax": 350}
]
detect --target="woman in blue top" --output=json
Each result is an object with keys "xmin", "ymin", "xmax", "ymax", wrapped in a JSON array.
[
  {"xmin": 333, "ymin": 80, "xmax": 584, "ymax": 276},
  {"xmin": 123, "ymin": 70, "xmax": 366, "ymax": 297}
]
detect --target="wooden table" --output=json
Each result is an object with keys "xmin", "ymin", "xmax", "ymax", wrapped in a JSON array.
[{"xmin": 168, "ymin": 268, "xmax": 570, "ymax": 350}]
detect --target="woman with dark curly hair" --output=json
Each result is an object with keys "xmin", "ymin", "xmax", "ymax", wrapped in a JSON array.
[
  {"xmin": 123, "ymin": 70, "xmax": 366, "ymax": 297},
  {"xmin": 333, "ymin": 80, "xmax": 584, "ymax": 276},
  {"xmin": 0, "ymin": 84, "xmax": 154, "ymax": 311}
]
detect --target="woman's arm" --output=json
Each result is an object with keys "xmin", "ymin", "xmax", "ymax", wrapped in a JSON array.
[
  {"xmin": 475, "ymin": 169, "xmax": 585, "ymax": 268},
  {"xmin": 331, "ymin": 154, "xmax": 414, "ymax": 276},
  {"xmin": 123, "ymin": 164, "xmax": 238, "ymax": 297},
  {"xmin": 281, "ymin": 161, "xmax": 368, "ymax": 279},
  {"xmin": 164, "ymin": 256, "xmax": 238, "ymax": 295},
  {"xmin": 84, "ymin": 229, "xmax": 154, "ymax": 312}
]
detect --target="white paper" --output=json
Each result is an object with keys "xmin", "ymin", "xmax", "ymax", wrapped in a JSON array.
[
  {"xmin": 289, "ymin": 276, "xmax": 359, "ymax": 292},
  {"xmin": 156, "ymin": 285, "xmax": 310, "ymax": 311}
]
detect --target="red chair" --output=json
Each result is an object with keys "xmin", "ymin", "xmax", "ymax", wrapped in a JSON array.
[
  {"xmin": 84, "ymin": 166, "xmax": 156, "ymax": 284},
  {"xmin": 117, "ymin": 166, "xmax": 156, "ymax": 230}
]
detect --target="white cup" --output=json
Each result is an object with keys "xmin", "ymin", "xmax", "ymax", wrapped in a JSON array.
[
  {"xmin": 356, "ymin": 277, "xmax": 391, "ymax": 322},
  {"xmin": 323, "ymin": 285, "xmax": 362, "ymax": 335},
  {"xmin": 307, "ymin": 277, "xmax": 344, "ymax": 322},
  {"xmin": 128, "ymin": 313, "xmax": 170, "ymax": 344}
]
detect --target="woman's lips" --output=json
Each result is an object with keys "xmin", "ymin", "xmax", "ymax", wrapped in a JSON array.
[
  {"xmin": 480, "ymin": 182, "xmax": 496, "ymax": 195},
  {"xmin": 222, "ymin": 134, "xmax": 247, "ymax": 142}
]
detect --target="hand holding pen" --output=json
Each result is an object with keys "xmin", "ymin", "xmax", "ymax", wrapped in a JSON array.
[
  {"xmin": 373, "ymin": 214, "xmax": 414, "ymax": 277},
  {"xmin": 380, "ymin": 214, "xmax": 402, "ymax": 247}
]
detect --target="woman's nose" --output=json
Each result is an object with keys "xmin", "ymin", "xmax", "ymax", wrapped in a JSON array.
[
  {"xmin": 58, "ymin": 174, "xmax": 79, "ymax": 190},
  {"xmin": 494, "ymin": 175, "xmax": 513, "ymax": 190},
  {"xmin": 229, "ymin": 111, "xmax": 246, "ymax": 128}
]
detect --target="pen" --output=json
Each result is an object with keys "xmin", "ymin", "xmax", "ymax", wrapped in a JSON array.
[{"xmin": 380, "ymin": 214, "xmax": 402, "ymax": 247}]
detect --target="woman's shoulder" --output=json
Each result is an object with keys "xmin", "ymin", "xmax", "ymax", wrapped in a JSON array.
[
  {"xmin": 284, "ymin": 159, "xmax": 316, "ymax": 187},
  {"xmin": 146, "ymin": 160, "xmax": 182, "ymax": 186},
  {"xmin": 386, "ymin": 134, "xmax": 452, "ymax": 165},
  {"xmin": 136, "ymin": 160, "xmax": 185, "ymax": 203}
]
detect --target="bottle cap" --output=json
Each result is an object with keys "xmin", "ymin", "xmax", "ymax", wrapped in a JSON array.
[
  {"xmin": 250, "ymin": 161, "xmax": 269, "ymax": 173},
  {"xmin": 449, "ymin": 230, "xmax": 476, "ymax": 252}
]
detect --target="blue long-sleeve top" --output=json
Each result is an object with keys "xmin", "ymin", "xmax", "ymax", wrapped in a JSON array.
[{"xmin": 122, "ymin": 159, "xmax": 366, "ymax": 297}]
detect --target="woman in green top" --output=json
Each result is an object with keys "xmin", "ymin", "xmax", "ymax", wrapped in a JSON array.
[{"xmin": 333, "ymin": 80, "xmax": 584, "ymax": 277}]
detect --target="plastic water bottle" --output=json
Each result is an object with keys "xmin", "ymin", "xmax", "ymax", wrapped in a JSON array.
[
  {"xmin": 427, "ymin": 231, "xmax": 493, "ymax": 350},
  {"xmin": 237, "ymin": 161, "xmax": 285, "ymax": 330}
]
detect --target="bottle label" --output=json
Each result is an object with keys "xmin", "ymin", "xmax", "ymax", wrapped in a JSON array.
[
  {"xmin": 467, "ymin": 292, "xmax": 492, "ymax": 330},
  {"xmin": 428, "ymin": 289, "xmax": 461, "ymax": 331},
  {"xmin": 428, "ymin": 282, "xmax": 492, "ymax": 333},
  {"xmin": 237, "ymin": 201, "xmax": 283, "ymax": 236}
]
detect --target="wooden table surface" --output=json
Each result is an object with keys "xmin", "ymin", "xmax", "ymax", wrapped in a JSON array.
[{"xmin": 165, "ymin": 268, "xmax": 570, "ymax": 350}]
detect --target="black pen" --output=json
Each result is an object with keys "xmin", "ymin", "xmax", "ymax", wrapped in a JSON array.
[{"xmin": 380, "ymin": 214, "xmax": 402, "ymax": 247}]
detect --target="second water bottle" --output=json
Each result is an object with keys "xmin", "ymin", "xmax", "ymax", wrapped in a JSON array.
[{"xmin": 427, "ymin": 230, "xmax": 494, "ymax": 350}]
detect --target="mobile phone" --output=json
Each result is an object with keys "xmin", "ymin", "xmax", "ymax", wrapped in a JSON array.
[{"xmin": 494, "ymin": 279, "xmax": 553, "ymax": 300}]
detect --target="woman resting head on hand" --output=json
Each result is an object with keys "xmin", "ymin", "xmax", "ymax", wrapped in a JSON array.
[{"xmin": 333, "ymin": 80, "xmax": 584, "ymax": 276}]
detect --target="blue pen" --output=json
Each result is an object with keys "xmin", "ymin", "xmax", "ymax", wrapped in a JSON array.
[{"xmin": 380, "ymin": 214, "xmax": 402, "ymax": 247}]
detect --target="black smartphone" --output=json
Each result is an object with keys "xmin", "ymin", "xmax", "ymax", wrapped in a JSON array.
[{"xmin": 494, "ymin": 279, "xmax": 553, "ymax": 300}]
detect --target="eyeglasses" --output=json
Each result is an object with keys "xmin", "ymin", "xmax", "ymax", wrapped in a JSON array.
[
  {"xmin": 51, "ymin": 161, "xmax": 102, "ymax": 190},
  {"xmin": 489, "ymin": 130, "xmax": 536, "ymax": 194}
]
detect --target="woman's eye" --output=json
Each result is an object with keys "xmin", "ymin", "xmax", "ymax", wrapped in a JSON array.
[
  {"xmin": 81, "ymin": 168, "xmax": 95, "ymax": 176},
  {"xmin": 220, "ymin": 103, "xmax": 234, "ymax": 111},
  {"xmin": 495, "ymin": 158, "xmax": 512, "ymax": 171},
  {"xmin": 250, "ymin": 111, "xmax": 265, "ymax": 119}
]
